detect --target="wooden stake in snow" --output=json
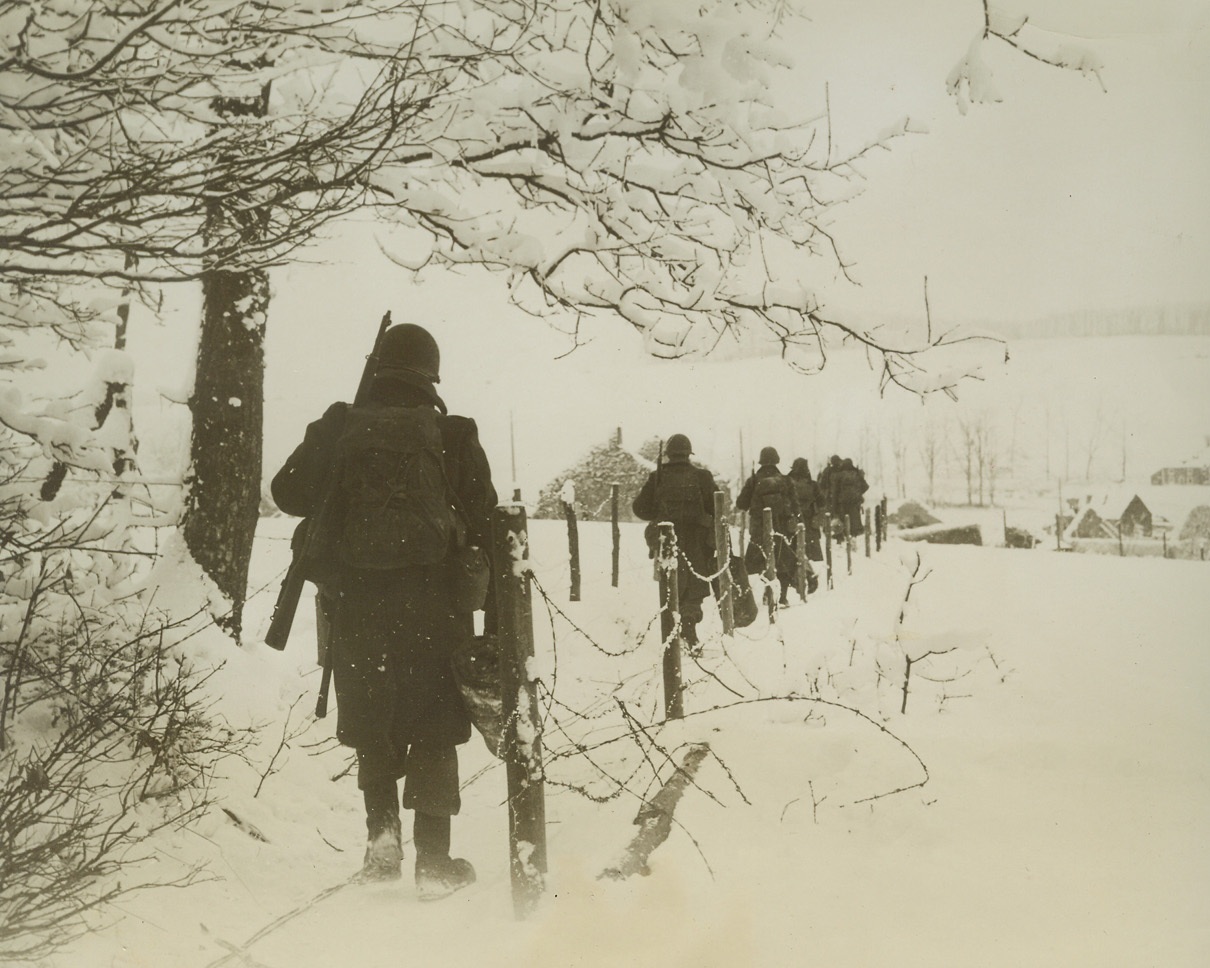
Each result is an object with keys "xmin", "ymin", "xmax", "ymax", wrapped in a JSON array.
[
  {"xmin": 762, "ymin": 508, "xmax": 776, "ymax": 618},
  {"xmin": 611, "ymin": 483, "xmax": 620, "ymax": 588},
  {"xmin": 864, "ymin": 509, "xmax": 872, "ymax": 558},
  {"xmin": 714, "ymin": 491, "xmax": 734, "ymax": 634},
  {"xmin": 560, "ymin": 480, "xmax": 580, "ymax": 602},
  {"xmin": 825, "ymin": 520, "xmax": 833, "ymax": 589},
  {"xmin": 875, "ymin": 502, "xmax": 883, "ymax": 552},
  {"xmin": 600, "ymin": 743, "xmax": 710, "ymax": 880},
  {"xmin": 657, "ymin": 523, "xmax": 684, "ymax": 720},
  {"xmin": 491, "ymin": 505, "xmax": 547, "ymax": 918},
  {"xmin": 844, "ymin": 514, "xmax": 853, "ymax": 576}
]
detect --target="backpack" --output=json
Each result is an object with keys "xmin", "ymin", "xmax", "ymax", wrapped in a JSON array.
[
  {"xmin": 753, "ymin": 474, "xmax": 794, "ymax": 534},
  {"xmin": 333, "ymin": 405, "xmax": 461, "ymax": 569},
  {"xmin": 655, "ymin": 464, "xmax": 705, "ymax": 528}
]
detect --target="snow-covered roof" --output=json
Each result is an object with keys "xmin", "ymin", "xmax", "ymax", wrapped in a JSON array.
[
  {"xmin": 1068, "ymin": 483, "xmax": 1210, "ymax": 533},
  {"xmin": 1068, "ymin": 486, "xmax": 1142, "ymax": 521},
  {"xmin": 1135, "ymin": 484, "xmax": 1210, "ymax": 529}
]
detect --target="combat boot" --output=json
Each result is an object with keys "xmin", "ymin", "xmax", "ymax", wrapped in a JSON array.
[
  {"xmin": 413, "ymin": 812, "xmax": 475, "ymax": 901},
  {"xmin": 357, "ymin": 781, "xmax": 403, "ymax": 882}
]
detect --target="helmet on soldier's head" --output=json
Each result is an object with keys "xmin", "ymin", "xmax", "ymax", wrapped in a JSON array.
[
  {"xmin": 666, "ymin": 434, "xmax": 692, "ymax": 458},
  {"xmin": 759, "ymin": 446, "xmax": 780, "ymax": 466},
  {"xmin": 377, "ymin": 323, "xmax": 440, "ymax": 384}
]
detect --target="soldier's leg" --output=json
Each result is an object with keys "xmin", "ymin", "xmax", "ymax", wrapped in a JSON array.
[
  {"xmin": 356, "ymin": 746, "xmax": 405, "ymax": 880},
  {"xmin": 402, "ymin": 743, "xmax": 475, "ymax": 899}
]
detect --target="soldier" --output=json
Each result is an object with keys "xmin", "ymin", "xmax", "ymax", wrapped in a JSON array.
[
  {"xmin": 632, "ymin": 433, "xmax": 719, "ymax": 648},
  {"xmin": 835, "ymin": 457, "xmax": 869, "ymax": 536},
  {"xmin": 787, "ymin": 457, "xmax": 823, "ymax": 564},
  {"xmin": 817, "ymin": 454, "xmax": 842, "ymax": 519},
  {"xmin": 271, "ymin": 323, "xmax": 496, "ymax": 899},
  {"xmin": 736, "ymin": 447, "xmax": 799, "ymax": 606}
]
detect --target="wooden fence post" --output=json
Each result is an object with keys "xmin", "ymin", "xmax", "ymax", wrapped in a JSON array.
[
  {"xmin": 714, "ymin": 491, "xmax": 734, "ymax": 634},
  {"xmin": 825, "ymin": 520, "xmax": 833, "ymax": 590},
  {"xmin": 491, "ymin": 505, "xmax": 547, "ymax": 918},
  {"xmin": 611, "ymin": 483, "xmax": 620, "ymax": 588},
  {"xmin": 657, "ymin": 523, "xmax": 684, "ymax": 720},
  {"xmin": 880, "ymin": 496, "xmax": 888, "ymax": 545},
  {"xmin": 864, "ymin": 509, "xmax": 872, "ymax": 558},
  {"xmin": 844, "ymin": 514, "xmax": 852, "ymax": 576},
  {"xmin": 762, "ymin": 508, "xmax": 776, "ymax": 618},
  {"xmin": 795, "ymin": 522, "xmax": 807, "ymax": 602},
  {"xmin": 562, "ymin": 490, "xmax": 580, "ymax": 602},
  {"xmin": 875, "ymin": 503, "xmax": 882, "ymax": 552}
]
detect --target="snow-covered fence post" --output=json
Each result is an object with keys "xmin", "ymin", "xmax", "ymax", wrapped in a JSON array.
[
  {"xmin": 844, "ymin": 514, "xmax": 853, "ymax": 576},
  {"xmin": 762, "ymin": 508, "xmax": 776, "ymax": 618},
  {"xmin": 825, "ymin": 521, "xmax": 834, "ymax": 590},
  {"xmin": 794, "ymin": 522, "xmax": 808, "ymax": 601},
  {"xmin": 491, "ymin": 505, "xmax": 547, "ymax": 918},
  {"xmin": 714, "ymin": 491, "xmax": 734, "ymax": 634},
  {"xmin": 864, "ymin": 509, "xmax": 872, "ymax": 558},
  {"xmin": 560, "ymin": 480, "xmax": 580, "ymax": 602},
  {"xmin": 611, "ymin": 483, "xmax": 620, "ymax": 588},
  {"xmin": 657, "ymin": 523, "xmax": 684, "ymax": 720}
]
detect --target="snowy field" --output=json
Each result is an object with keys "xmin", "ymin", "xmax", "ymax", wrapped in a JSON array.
[{"xmin": 54, "ymin": 516, "xmax": 1210, "ymax": 968}]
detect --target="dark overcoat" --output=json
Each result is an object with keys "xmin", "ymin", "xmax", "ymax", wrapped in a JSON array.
[
  {"xmin": 271, "ymin": 380, "xmax": 496, "ymax": 755},
  {"xmin": 632, "ymin": 458, "xmax": 719, "ymax": 615}
]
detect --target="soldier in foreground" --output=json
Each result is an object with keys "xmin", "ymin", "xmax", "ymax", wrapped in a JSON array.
[{"xmin": 271, "ymin": 323, "xmax": 496, "ymax": 899}]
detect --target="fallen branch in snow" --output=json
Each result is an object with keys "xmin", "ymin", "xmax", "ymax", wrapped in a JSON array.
[
  {"xmin": 221, "ymin": 808, "xmax": 269, "ymax": 844},
  {"xmin": 600, "ymin": 742, "xmax": 711, "ymax": 880}
]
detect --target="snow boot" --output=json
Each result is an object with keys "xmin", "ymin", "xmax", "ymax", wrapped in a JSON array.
[
  {"xmin": 414, "ymin": 812, "xmax": 476, "ymax": 901},
  {"xmin": 356, "ymin": 782, "xmax": 403, "ymax": 882},
  {"xmin": 415, "ymin": 855, "xmax": 477, "ymax": 901}
]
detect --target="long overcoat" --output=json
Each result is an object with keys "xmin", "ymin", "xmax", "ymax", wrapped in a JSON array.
[
  {"xmin": 271, "ymin": 381, "xmax": 496, "ymax": 755},
  {"xmin": 632, "ymin": 458, "xmax": 719, "ymax": 614}
]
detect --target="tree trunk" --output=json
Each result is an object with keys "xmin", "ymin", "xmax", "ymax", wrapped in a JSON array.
[
  {"xmin": 182, "ymin": 85, "xmax": 271, "ymax": 638},
  {"xmin": 183, "ymin": 268, "xmax": 267, "ymax": 636}
]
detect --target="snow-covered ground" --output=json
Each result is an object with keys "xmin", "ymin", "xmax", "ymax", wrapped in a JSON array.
[{"xmin": 54, "ymin": 515, "xmax": 1210, "ymax": 968}]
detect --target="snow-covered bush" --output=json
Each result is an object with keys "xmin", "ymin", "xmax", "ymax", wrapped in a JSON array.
[{"xmin": 0, "ymin": 356, "xmax": 251, "ymax": 960}]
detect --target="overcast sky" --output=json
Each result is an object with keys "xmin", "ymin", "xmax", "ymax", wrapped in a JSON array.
[
  {"xmin": 787, "ymin": 0, "xmax": 1210, "ymax": 326},
  {"xmin": 248, "ymin": 0, "xmax": 1210, "ymax": 490}
]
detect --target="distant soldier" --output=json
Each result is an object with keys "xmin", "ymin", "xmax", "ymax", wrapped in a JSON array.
[
  {"xmin": 632, "ymin": 433, "xmax": 719, "ymax": 647},
  {"xmin": 736, "ymin": 447, "xmax": 799, "ymax": 606},
  {"xmin": 835, "ymin": 457, "xmax": 869, "ymax": 536},
  {"xmin": 817, "ymin": 454, "xmax": 842, "ymax": 518},
  {"xmin": 787, "ymin": 458, "xmax": 823, "ymax": 564}
]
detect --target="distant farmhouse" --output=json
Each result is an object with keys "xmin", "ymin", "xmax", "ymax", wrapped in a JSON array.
[
  {"xmin": 1151, "ymin": 439, "xmax": 1210, "ymax": 486},
  {"xmin": 1065, "ymin": 489, "xmax": 1153, "ymax": 539},
  {"xmin": 534, "ymin": 431, "xmax": 731, "ymax": 521},
  {"xmin": 1063, "ymin": 485, "xmax": 1210, "ymax": 557}
]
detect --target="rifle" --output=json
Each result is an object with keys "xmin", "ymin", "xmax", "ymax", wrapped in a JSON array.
[{"xmin": 265, "ymin": 312, "xmax": 393, "ymax": 715}]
